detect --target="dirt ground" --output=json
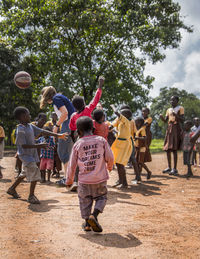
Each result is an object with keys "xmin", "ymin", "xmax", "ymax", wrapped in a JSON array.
[{"xmin": 0, "ymin": 152, "xmax": 200, "ymax": 259}]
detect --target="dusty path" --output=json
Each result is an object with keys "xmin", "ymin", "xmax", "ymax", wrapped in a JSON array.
[{"xmin": 0, "ymin": 153, "xmax": 200, "ymax": 259}]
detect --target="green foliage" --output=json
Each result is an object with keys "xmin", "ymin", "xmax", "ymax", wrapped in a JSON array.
[
  {"xmin": 150, "ymin": 87, "xmax": 200, "ymax": 138},
  {"xmin": 0, "ymin": 0, "xmax": 192, "ymax": 116},
  {"xmin": 0, "ymin": 42, "xmax": 41, "ymax": 144},
  {"xmin": 150, "ymin": 139, "xmax": 164, "ymax": 153}
]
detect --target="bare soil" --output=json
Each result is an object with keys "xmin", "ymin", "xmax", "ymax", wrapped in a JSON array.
[{"xmin": 0, "ymin": 153, "xmax": 200, "ymax": 259}]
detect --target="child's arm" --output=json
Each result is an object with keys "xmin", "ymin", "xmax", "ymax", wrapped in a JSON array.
[
  {"xmin": 159, "ymin": 114, "xmax": 168, "ymax": 123},
  {"xmin": 66, "ymin": 145, "xmax": 78, "ymax": 186},
  {"xmin": 32, "ymin": 124, "xmax": 68, "ymax": 140},
  {"xmin": 87, "ymin": 76, "xmax": 104, "ymax": 111},
  {"xmin": 22, "ymin": 143, "xmax": 48, "ymax": 149},
  {"xmin": 110, "ymin": 104, "xmax": 120, "ymax": 117},
  {"xmin": 104, "ymin": 140, "xmax": 114, "ymax": 171}
]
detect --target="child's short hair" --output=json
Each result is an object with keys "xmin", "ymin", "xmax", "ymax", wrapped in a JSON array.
[
  {"xmin": 120, "ymin": 104, "xmax": 131, "ymax": 111},
  {"xmin": 135, "ymin": 116, "xmax": 144, "ymax": 126},
  {"xmin": 142, "ymin": 107, "xmax": 150, "ymax": 113},
  {"xmin": 121, "ymin": 109, "xmax": 132, "ymax": 120},
  {"xmin": 93, "ymin": 109, "xmax": 104, "ymax": 123},
  {"xmin": 13, "ymin": 106, "xmax": 29, "ymax": 120},
  {"xmin": 35, "ymin": 112, "xmax": 47, "ymax": 121},
  {"xmin": 72, "ymin": 95, "xmax": 85, "ymax": 111},
  {"xmin": 76, "ymin": 116, "xmax": 93, "ymax": 132},
  {"xmin": 184, "ymin": 120, "xmax": 193, "ymax": 128}
]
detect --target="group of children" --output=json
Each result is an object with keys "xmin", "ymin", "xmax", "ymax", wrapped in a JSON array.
[{"xmin": 3, "ymin": 76, "xmax": 200, "ymax": 233}]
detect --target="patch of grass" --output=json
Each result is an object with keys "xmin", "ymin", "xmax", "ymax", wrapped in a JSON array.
[{"xmin": 150, "ymin": 139, "xmax": 164, "ymax": 153}]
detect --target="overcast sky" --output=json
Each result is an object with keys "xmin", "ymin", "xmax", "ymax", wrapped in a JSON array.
[{"xmin": 145, "ymin": 0, "xmax": 200, "ymax": 98}]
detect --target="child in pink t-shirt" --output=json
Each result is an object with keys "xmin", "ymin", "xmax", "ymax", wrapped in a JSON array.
[{"xmin": 66, "ymin": 116, "xmax": 114, "ymax": 232}]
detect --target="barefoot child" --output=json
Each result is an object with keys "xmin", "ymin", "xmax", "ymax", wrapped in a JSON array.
[
  {"xmin": 0, "ymin": 125, "xmax": 5, "ymax": 179},
  {"xmin": 66, "ymin": 116, "xmax": 114, "ymax": 232},
  {"xmin": 191, "ymin": 117, "xmax": 200, "ymax": 166},
  {"xmin": 134, "ymin": 117, "xmax": 152, "ymax": 180},
  {"xmin": 160, "ymin": 96, "xmax": 184, "ymax": 175},
  {"xmin": 7, "ymin": 107, "xmax": 67, "ymax": 204},
  {"xmin": 182, "ymin": 120, "xmax": 194, "ymax": 177}
]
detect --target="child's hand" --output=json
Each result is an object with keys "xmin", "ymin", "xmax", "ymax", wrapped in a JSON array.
[
  {"xmin": 58, "ymin": 132, "xmax": 68, "ymax": 140},
  {"xmin": 98, "ymin": 76, "xmax": 104, "ymax": 89},
  {"xmin": 110, "ymin": 104, "xmax": 116, "ymax": 111}
]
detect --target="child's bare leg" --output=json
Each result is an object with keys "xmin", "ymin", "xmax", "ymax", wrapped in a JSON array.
[
  {"xmin": 141, "ymin": 163, "xmax": 152, "ymax": 180},
  {"xmin": 47, "ymin": 170, "xmax": 51, "ymax": 182},
  {"xmin": 40, "ymin": 170, "xmax": 46, "ymax": 183},
  {"xmin": 7, "ymin": 176, "xmax": 25, "ymax": 198},
  {"xmin": 163, "ymin": 151, "xmax": 171, "ymax": 173},
  {"xmin": 173, "ymin": 150, "xmax": 177, "ymax": 170},
  {"xmin": 116, "ymin": 163, "xmax": 128, "ymax": 188},
  {"xmin": 28, "ymin": 181, "xmax": 40, "ymax": 204}
]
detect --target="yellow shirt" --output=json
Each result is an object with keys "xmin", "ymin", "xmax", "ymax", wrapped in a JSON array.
[
  {"xmin": 166, "ymin": 106, "xmax": 184, "ymax": 123},
  {"xmin": 0, "ymin": 126, "xmax": 5, "ymax": 138},
  {"xmin": 111, "ymin": 115, "xmax": 132, "ymax": 166},
  {"xmin": 144, "ymin": 117, "xmax": 152, "ymax": 125}
]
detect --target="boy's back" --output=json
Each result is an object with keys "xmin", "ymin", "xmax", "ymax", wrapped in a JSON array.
[{"xmin": 67, "ymin": 134, "xmax": 113, "ymax": 185}]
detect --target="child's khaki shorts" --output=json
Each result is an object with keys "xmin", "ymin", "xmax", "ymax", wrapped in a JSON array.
[{"xmin": 19, "ymin": 162, "xmax": 41, "ymax": 182}]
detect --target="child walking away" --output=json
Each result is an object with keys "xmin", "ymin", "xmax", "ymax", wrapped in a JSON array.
[
  {"xmin": 134, "ymin": 117, "xmax": 152, "ymax": 181},
  {"xmin": 66, "ymin": 116, "xmax": 114, "ymax": 232},
  {"xmin": 93, "ymin": 109, "xmax": 109, "ymax": 140},
  {"xmin": 142, "ymin": 107, "xmax": 152, "ymax": 163},
  {"xmin": 182, "ymin": 120, "xmax": 194, "ymax": 177},
  {"xmin": 38, "ymin": 127, "xmax": 55, "ymax": 183},
  {"xmin": 0, "ymin": 125, "xmax": 5, "ymax": 179},
  {"xmin": 160, "ymin": 96, "xmax": 184, "ymax": 175},
  {"xmin": 68, "ymin": 76, "xmax": 104, "ymax": 192},
  {"xmin": 110, "ymin": 105, "xmax": 133, "ymax": 188},
  {"xmin": 191, "ymin": 117, "xmax": 200, "ymax": 166},
  {"xmin": 7, "ymin": 107, "xmax": 67, "ymax": 204}
]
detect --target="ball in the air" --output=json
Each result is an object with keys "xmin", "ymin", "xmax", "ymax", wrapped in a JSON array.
[{"xmin": 14, "ymin": 71, "xmax": 32, "ymax": 89}]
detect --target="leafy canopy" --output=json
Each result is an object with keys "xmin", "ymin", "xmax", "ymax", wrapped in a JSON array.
[{"xmin": 0, "ymin": 0, "xmax": 192, "ymax": 115}]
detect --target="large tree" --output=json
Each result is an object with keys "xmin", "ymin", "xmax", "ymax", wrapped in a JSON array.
[
  {"xmin": 0, "ymin": 41, "xmax": 41, "ymax": 144},
  {"xmin": 151, "ymin": 87, "xmax": 200, "ymax": 138},
  {"xmin": 0, "ymin": 0, "xmax": 192, "ymax": 114}
]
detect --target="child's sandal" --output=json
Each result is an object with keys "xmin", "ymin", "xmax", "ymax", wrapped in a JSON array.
[
  {"xmin": 82, "ymin": 222, "xmax": 91, "ymax": 232},
  {"xmin": 7, "ymin": 188, "xmax": 21, "ymax": 199},
  {"xmin": 28, "ymin": 195, "xmax": 40, "ymax": 204}
]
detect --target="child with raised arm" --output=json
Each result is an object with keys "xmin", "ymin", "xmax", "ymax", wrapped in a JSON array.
[
  {"xmin": 66, "ymin": 116, "xmax": 114, "ymax": 232},
  {"xmin": 68, "ymin": 76, "xmax": 104, "ymax": 191},
  {"xmin": 7, "ymin": 107, "xmax": 67, "ymax": 204}
]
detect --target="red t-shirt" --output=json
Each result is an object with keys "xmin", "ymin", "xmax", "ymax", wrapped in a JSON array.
[
  {"xmin": 93, "ymin": 121, "xmax": 109, "ymax": 140},
  {"xmin": 69, "ymin": 88, "xmax": 102, "ymax": 131}
]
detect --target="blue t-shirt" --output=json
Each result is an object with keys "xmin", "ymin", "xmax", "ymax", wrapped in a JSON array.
[
  {"xmin": 16, "ymin": 124, "xmax": 43, "ymax": 165},
  {"xmin": 53, "ymin": 94, "xmax": 75, "ymax": 120}
]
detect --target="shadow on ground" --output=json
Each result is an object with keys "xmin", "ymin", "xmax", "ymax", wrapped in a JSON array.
[{"xmin": 79, "ymin": 232, "xmax": 142, "ymax": 248}]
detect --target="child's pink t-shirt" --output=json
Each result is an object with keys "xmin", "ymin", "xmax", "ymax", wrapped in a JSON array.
[
  {"xmin": 66, "ymin": 135, "xmax": 114, "ymax": 185},
  {"xmin": 69, "ymin": 88, "xmax": 102, "ymax": 131}
]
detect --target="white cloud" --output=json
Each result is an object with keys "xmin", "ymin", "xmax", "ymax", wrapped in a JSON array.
[{"xmin": 146, "ymin": 0, "xmax": 200, "ymax": 98}]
